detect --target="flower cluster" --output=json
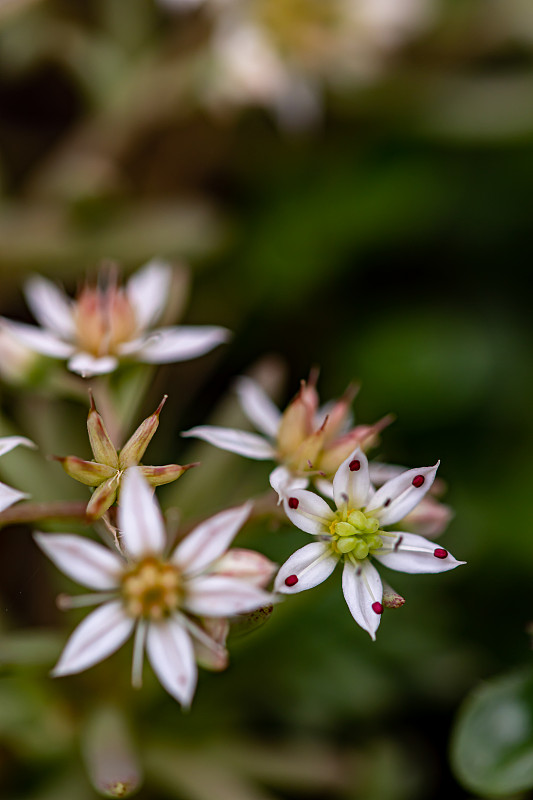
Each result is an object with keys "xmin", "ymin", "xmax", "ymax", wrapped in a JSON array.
[{"xmin": 0, "ymin": 259, "xmax": 464, "ymax": 711}]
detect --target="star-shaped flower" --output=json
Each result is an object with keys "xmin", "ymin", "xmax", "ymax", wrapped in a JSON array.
[
  {"xmin": 1, "ymin": 260, "xmax": 230, "ymax": 378},
  {"xmin": 55, "ymin": 393, "xmax": 196, "ymax": 520},
  {"xmin": 0, "ymin": 436, "xmax": 36, "ymax": 512},
  {"xmin": 272, "ymin": 446, "xmax": 464, "ymax": 639},
  {"xmin": 35, "ymin": 467, "xmax": 275, "ymax": 707},
  {"xmin": 183, "ymin": 374, "xmax": 391, "ymax": 482}
]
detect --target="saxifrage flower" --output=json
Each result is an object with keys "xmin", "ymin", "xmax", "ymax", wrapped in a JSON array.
[
  {"xmin": 272, "ymin": 446, "xmax": 464, "ymax": 640},
  {"xmin": 183, "ymin": 374, "xmax": 390, "ymax": 481},
  {"xmin": 35, "ymin": 467, "xmax": 275, "ymax": 707},
  {"xmin": 55, "ymin": 393, "xmax": 196, "ymax": 519},
  {"xmin": 1, "ymin": 260, "xmax": 230, "ymax": 378}
]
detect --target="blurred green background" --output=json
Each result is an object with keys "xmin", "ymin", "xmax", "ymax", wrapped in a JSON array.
[{"xmin": 1, "ymin": 0, "xmax": 533, "ymax": 798}]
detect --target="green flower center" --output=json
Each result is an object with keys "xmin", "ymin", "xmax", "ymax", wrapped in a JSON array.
[
  {"xmin": 121, "ymin": 557, "xmax": 182, "ymax": 620},
  {"xmin": 329, "ymin": 508, "xmax": 384, "ymax": 560}
]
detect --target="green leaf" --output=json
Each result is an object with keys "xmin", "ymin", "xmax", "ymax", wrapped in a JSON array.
[{"xmin": 451, "ymin": 668, "xmax": 533, "ymax": 796}]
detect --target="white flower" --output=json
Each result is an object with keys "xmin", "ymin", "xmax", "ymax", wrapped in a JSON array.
[
  {"xmin": 272, "ymin": 446, "xmax": 464, "ymax": 639},
  {"xmin": 34, "ymin": 467, "xmax": 275, "ymax": 707},
  {"xmin": 1, "ymin": 260, "xmax": 230, "ymax": 378},
  {"xmin": 183, "ymin": 375, "xmax": 389, "ymax": 481},
  {"xmin": 0, "ymin": 436, "xmax": 36, "ymax": 512}
]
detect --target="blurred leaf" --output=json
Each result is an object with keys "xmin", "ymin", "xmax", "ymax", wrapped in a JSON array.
[
  {"xmin": 451, "ymin": 668, "xmax": 533, "ymax": 796},
  {"xmin": 0, "ymin": 629, "xmax": 62, "ymax": 667}
]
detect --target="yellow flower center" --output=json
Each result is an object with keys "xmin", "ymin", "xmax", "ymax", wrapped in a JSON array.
[
  {"xmin": 328, "ymin": 508, "xmax": 384, "ymax": 560},
  {"xmin": 121, "ymin": 557, "xmax": 181, "ymax": 620}
]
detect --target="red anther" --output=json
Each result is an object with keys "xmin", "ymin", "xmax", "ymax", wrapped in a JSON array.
[
  {"xmin": 372, "ymin": 602, "xmax": 383, "ymax": 615},
  {"xmin": 384, "ymin": 498, "xmax": 391, "ymax": 507},
  {"xmin": 434, "ymin": 548, "xmax": 448, "ymax": 559},
  {"xmin": 288, "ymin": 497, "xmax": 299, "ymax": 509},
  {"xmin": 285, "ymin": 575, "xmax": 299, "ymax": 587},
  {"xmin": 349, "ymin": 459, "xmax": 361, "ymax": 472},
  {"xmin": 412, "ymin": 475, "xmax": 425, "ymax": 488}
]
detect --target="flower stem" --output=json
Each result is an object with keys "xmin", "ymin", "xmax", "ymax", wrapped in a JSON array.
[{"xmin": 0, "ymin": 500, "xmax": 89, "ymax": 528}]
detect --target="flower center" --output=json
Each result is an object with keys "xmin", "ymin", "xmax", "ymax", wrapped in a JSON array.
[
  {"xmin": 121, "ymin": 557, "xmax": 182, "ymax": 620},
  {"xmin": 328, "ymin": 508, "xmax": 384, "ymax": 560},
  {"xmin": 74, "ymin": 284, "xmax": 137, "ymax": 357}
]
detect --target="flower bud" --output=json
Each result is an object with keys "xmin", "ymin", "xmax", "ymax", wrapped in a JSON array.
[
  {"xmin": 277, "ymin": 386, "xmax": 314, "ymax": 456},
  {"xmin": 82, "ymin": 706, "xmax": 142, "ymax": 798},
  {"xmin": 382, "ymin": 581, "xmax": 405, "ymax": 609},
  {"xmin": 119, "ymin": 396, "xmax": 167, "ymax": 468},
  {"xmin": 87, "ymin": 393, "xmax": 119, "ymax": 468},
  {"xmin": 210, "ymin": 548, "xmax": 277, "ymax": 588},
  {"xmin": 54, "ymin": 456, "xmax": 116, "ymax": 487}
]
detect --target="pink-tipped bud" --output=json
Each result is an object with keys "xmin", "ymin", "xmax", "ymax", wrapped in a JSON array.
[
  {"xmin": 277, "ymin": 384, "xmax": 316, "ymax": 456},
  {"xmin": 400, "ymin": 496, "xmax": 453, "ymax": 538},
  {"xmin": 119, "ymin": 396, "xmax": 168, "ymax": 468},
  {"xmin": 210, "ymin": 548, "xmax": 277, "ymax": 589},
  {"xmin": 319, "ymin": 414, "xmax": 394, "ymax": 475},
  {"xmin": 382, "ymin": 582, "xmax": 406, "ymax": 609},
  {"xmin": 82, "ymin": 706, "xmax": 142, "ymax": 798},
  {"xmin": 192, "ymin": 618, "xmax": 229, "ymax": 672},
  {"xmin": 322, "ymin": 382, "xmax": 359, "ymax": 442}
]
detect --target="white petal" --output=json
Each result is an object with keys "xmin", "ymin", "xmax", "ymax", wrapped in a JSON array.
[
  {"xmin": 1, "ymin": 319, "xmax": 75, "ymax": 358},
  {"xmin": 53, "ymin": 601, "xmax": 134, "ymax": 676},
  {"xmin": 367, "ymin": 463, "xmax": 440, "ymax": 526},
  {"xmin": 313, "ymin": 477, "xmax": 334, "ymax": 500},
  {"xmin": 24, "ymin": 275, "xmax": 75, "ymax": 339},
  {"xmin": 0, "ymin": 436, "xmax": 36, "ymax": 457},
  {"xmin": 368, "ymin": 462, "xmax": 404, "ymax": 486},
  {"xmin": 118, "ymin": 467, "xmax": 166, "ymax": 559},
  {"xmin": 34, "ymin": 533, "xmax": 123, "ymax": 589},
  {"xmin": 118, "ymin": 325, "xmax": 230, "ymax": 363},
  {"xmin": 235, "ymin": 376, "xmax": 281, "ymax": 438},
  {"xmin": 173, "ymin": 502, "xmax": 252, "ymax": 575},
  {"xmin": 184, "ymin": 575, "xmax": 273, "ymax": 617},
  {"xmin": 0, "ymin": 482, "xmax": 28, "ymax": 512},
  {"xmin": 342, "ymin": 559, "xmax": 383, "ymax": 640},
  {"xmin": 332, "ymin": 447, "xmax": 371, "ymax": 511},
  {"xmin": 282, "ymin": 488, "xmax": 334, "ymax": 535},
  {"xmin": 372, "ymin": 531, "xmax": 465, "ymax": 574},
  {"xmin": 269, "ymin": 466, "xmax": 308, "ymax": 503},
  {"xmin": 146, "ymin": 617, "xmax": 197, "ymax": 707},
  {"xmin": 67, "ymin": 352, "xmax": 119, "ymax": 377},
  {"xmin": 126, "ymin": 259, "xmax": 172, "ymax": 331},
  {"xmin": 182, "ymin": 426, "xmax": 275, "ymax": 460},
  {"xmin": 274, "ymin": 541, "xmax": 338, "ymax": 594}
]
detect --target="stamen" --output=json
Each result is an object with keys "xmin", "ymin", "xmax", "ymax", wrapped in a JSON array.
[
  {"xmin": 288, "ymin": 497, "xmax": 299, "ymax": 509},
  {"xmin": 412, "ymin": 475, "xmax": 425, "ymax": 488},
  {"xmin": 285, "ymin": 575, "xmax": 298, "ymax": 587},
  {"xmin": 372, "ymin": 602, "xmax": 383, "ymax": 615},
  {"xmin": 434, "ymin": 548, "xmax": 448, "ymax": 559},
  {"xmin": 393, "ymin": 535, "xmax": 403, "ymax": 552},
  {"xmin": 349, "ymin": 459, "xmax": 361, "ymax": 472},
  {"xmin": 384, "ymin": 498, "xmax": 391, "ymax": 507}
]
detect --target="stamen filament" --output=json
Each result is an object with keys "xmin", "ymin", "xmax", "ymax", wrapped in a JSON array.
[{"xmin": 57, "ymin": 592, "xmax": 117, "ymax": 610}]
